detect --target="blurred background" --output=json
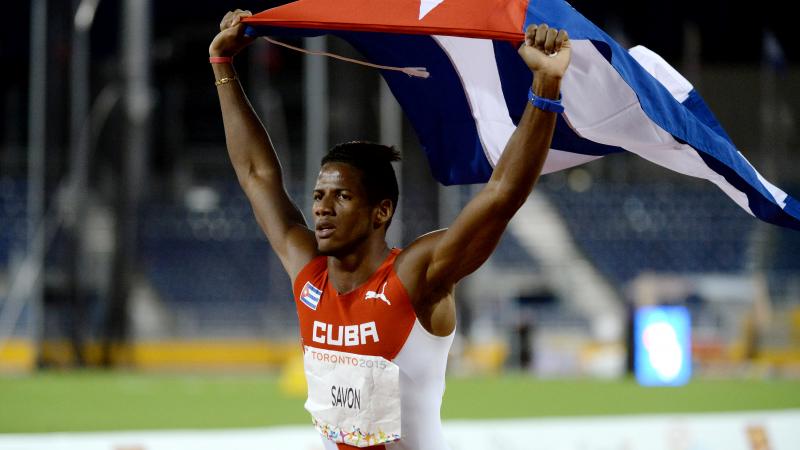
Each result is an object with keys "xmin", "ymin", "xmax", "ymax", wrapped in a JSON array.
[{"xmin": 0, "ymin": 0, "xmax": 799, "ymax": 448}]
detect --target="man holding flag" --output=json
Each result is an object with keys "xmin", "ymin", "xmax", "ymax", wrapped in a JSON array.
[{"xmin": 210, "ymin": 8, "xmax": 570, "ymax": 449}]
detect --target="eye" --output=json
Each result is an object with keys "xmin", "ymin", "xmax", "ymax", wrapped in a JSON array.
[
  {"xmin": 337, "ymin": 192, "xmax": 351, "ymax": 200},
  {"xmin": 313, "ymin": 192, "xmax": 322, "ymax": 201}
]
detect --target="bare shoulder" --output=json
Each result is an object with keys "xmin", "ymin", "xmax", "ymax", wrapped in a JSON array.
[
  {"xmin": 394, "ymin": 229, "xmax": 457, "ymax": 336},
  {"xmin": 394, "ymin": 229, "xmax": 445, "ymax": 300},
  {"xmin": 395, "ymin": 228, "xmax": 443, "ymax": 269},
  {"xmin": 284, "ymin": 224, "xmax": 321, "ymax": 284}
]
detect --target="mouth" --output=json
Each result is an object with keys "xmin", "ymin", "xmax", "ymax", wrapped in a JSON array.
[{"xmin": 315, "ymin": 222, "xmax": 336, "ymax": 239}]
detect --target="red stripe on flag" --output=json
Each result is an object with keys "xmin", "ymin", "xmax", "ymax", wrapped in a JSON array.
[{"xmin": 242, "ymin": 0, "xmax": 530, "ymax": 41}]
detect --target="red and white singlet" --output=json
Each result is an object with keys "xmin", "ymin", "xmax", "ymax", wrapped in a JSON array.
[{"xmin": 293, "ymin": 248, "xmax": 454, "ymax": 450}]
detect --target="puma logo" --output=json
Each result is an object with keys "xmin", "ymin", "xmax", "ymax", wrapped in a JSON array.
[{"xmin": 365, "ymin": 282, "xmax": 391, "ymax": 305}]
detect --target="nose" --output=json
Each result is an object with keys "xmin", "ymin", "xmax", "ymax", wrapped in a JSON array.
[{"xmin": 314, "ymin": 194, "xmax": 334, "ymax": 217}]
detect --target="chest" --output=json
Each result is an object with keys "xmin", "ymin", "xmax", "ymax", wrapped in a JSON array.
[{"xmin": 295, "ymin": 272, "xmax": 416, "ymax": 360}]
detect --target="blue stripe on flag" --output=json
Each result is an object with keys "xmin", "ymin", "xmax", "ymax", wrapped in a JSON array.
[
  {"xmin": 307, "ymin": 285, "xmax": 321, "ymax": 297},
  {"xmin": 694, "ymin": 149, "xmax": 798, "ymax": 229},
  {"xmin": 681, "ymin": 90, "xmax": 733, "ymax": 145},
  {"xmin": 339, "ymin": 31, "xmax": 494, "ymax": 185},
  {"xmin": 492, "ymin": 39, "xmax": 624, "ymax": 157},
  {"xmin": 300, "ymin": 295, "xmax": 318, "ymax": 310}
]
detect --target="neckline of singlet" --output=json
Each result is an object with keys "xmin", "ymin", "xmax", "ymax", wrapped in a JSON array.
[{"xmin": 328, "ymin": 248, "xmax": 401, "ymax": 298}]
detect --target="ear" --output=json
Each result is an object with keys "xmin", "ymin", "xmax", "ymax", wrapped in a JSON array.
[{"xmin": 373, "ymin": 199, "xmax": 394, "ymax": 229}]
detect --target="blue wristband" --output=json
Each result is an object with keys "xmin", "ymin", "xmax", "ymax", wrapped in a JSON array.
[{"xmin": 528, "ymin": 88, "xmax": 564, "ymax": 113}]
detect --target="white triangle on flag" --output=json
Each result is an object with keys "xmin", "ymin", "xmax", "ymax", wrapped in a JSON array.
[{"xmin": 419, "ymin": 0, "xmax": 444, "ymax": 20}]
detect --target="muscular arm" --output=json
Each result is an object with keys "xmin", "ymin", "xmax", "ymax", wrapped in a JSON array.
[
  {"xmin": 427, "ymin": 80, "xmax": 559, "ymax": 279},
  {"xmin": 211, "ymin": 11, "xmax": 317, "ymax": 281},
  {"xmin": 399, "ymin": 25, "xmax": 571, "ymax": 303}
]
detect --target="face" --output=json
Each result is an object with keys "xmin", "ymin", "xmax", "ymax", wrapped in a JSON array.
[{"xmin": 313, "ymin": 163, "xmax": 380, "ymax": 256}]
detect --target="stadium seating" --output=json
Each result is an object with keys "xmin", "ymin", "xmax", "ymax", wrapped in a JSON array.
[
  {"xmin": 139, "ymin": 184, "xmax": 295, "ymax": 335},
  {"xmin": 542, "ymin": 181, "xmax": 759, "ymax": 286}
]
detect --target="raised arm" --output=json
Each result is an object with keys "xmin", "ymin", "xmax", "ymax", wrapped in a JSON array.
[
  {"xmin": 399, "ymin": 24, "xmax": 571, "ymax": 297},
  {"xmin": 210, "ymin": 10, "xmax": 317, "ymax": 281}
]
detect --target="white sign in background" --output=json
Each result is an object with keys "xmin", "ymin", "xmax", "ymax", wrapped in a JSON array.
[{"xmin": 0, "ymin": 410, "xmax": 797, "ymax": 450}]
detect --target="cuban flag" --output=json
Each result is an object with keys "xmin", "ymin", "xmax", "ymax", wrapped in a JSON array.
[
  {"xmin": 300, "ymin": 281, "xmax": 323, "ymax": 310},
  {"xmin": 242, "ymin": 0, "xmax": 800, "ymax": 230}
]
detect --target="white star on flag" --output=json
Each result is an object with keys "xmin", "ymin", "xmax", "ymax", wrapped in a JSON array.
[{"xmin": 419, "ymin": 0, "xmax": 444, "ymax": 20}]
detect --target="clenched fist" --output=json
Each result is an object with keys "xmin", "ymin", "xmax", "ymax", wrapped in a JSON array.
[
  {"xmin": 209, "ymin": 9, "xmax": 255, "ymax": 58},
  {"xmin": 517, "ymin": 24, "xmax": 571, "ymax": 80}
]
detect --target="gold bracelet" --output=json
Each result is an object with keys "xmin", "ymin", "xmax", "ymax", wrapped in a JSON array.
[{"xmin": 215, "ymin": 76, "xmax": 237, "ymax": 86}]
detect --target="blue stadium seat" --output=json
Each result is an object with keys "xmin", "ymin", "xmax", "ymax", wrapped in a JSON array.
[{"xmin": 542, "ymin": 181, "xmax": 758, "ymax": 286}]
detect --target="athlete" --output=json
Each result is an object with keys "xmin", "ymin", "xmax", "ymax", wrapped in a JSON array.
[{"xmin": 210, "ymin": 9, "xmax": 571, "ymax": 450}]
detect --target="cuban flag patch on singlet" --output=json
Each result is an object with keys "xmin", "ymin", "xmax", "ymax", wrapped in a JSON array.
[{"xmin": 300, "ymin": 281, "xmax": 323, "ymax": 310}]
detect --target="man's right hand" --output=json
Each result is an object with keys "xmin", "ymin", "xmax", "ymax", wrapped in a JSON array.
[
  {"xmin": 209, "ymin": 9, "xmax": 256, "ymax": 58},
  {"xmin": 518, "ymin": 24, "xmax": 571, "ymax": 82}
]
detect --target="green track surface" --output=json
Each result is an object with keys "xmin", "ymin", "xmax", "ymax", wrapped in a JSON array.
[{"xmin": 1, "ymin": 372, "xmax": 799, "ymax": 433}]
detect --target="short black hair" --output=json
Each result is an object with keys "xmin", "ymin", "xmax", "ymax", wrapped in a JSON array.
[{"xmin": 321, "ymin": 141, "xmax": 401, "ymax": 212}]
